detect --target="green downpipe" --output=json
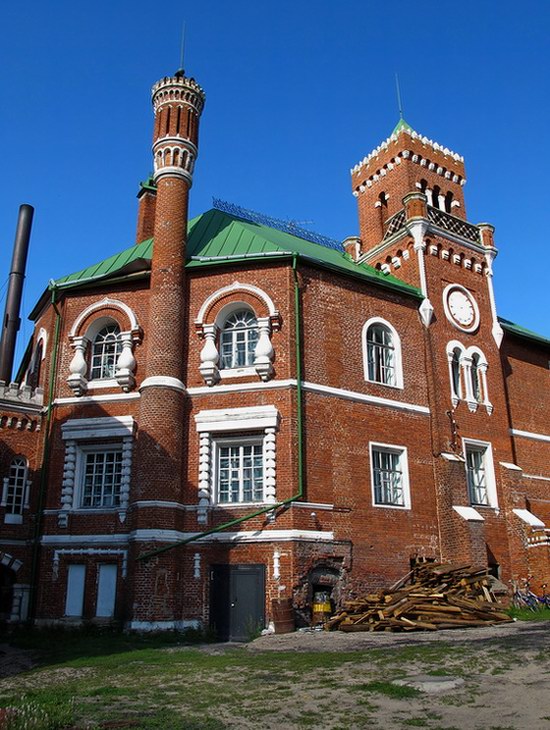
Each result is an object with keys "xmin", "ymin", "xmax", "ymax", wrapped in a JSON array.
[
  {"xmin": 28, "ymin": 286, "xmax": 62, "ymax": 621},
  {"xmin": 138, "ymin": 254, "xmax": 305, "ymax": 561}
]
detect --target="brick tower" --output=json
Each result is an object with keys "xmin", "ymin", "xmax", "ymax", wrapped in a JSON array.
[{"xmin": 130, "ymin": 69, "xmax": 205, "ymax": 626}]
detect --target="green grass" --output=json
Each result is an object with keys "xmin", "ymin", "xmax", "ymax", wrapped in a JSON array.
[
  {"xmin": 1, "ymin": 626, "xmax": 549, "ymax": 729},
  {"xmin": 351, "ymin": 680, "xmax": 421, "ymax": 699},
  {"xmin": 507, "ymin": 606, "xmax": 550, "ymax": 621}
]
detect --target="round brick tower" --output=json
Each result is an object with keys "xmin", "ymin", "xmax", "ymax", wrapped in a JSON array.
[{"xmin": 130, "ymin": 70, "xmax": 205, "ymax": 627}]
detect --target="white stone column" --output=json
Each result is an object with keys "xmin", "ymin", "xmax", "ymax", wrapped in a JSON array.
[
  {"xmin": 254, "ymin": 317, "xmax": 274, "ymax": 381},
  {"xmin": 479, "ymin": 363, "xmax": 493, "ymax": 414},
  {"xmin": 115, "ymin": 333, "xmax": 137, "ymax": 391},
  {"xmin": 59, "ymin": 440, "xmax": 76, "ymax": 527},
  {"xmin": 461, "ymin": 355, "xmax": 478, "ymax": 412},
  {"xmin": 197, "ymin": 433, "xmax": 212, "ymax": 524},
  {"xmin": 199, "ymin": 324, "xmax": 220, "ymax": 386},
  {"xmin": 118, "ymin": 436, "xmax": 133, "ymax": 522},
  {"xmin": 67, "ymin": 336, "xmax": 89, "ymax": 396},
  {"xmin": 264, "ymin": 428, "xmax": 277, "ymax": 503}
]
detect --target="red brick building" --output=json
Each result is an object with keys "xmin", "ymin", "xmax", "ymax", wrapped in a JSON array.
[{"xmin": 1, "ymin": 69, "xmax": 549, "ymax": 638}]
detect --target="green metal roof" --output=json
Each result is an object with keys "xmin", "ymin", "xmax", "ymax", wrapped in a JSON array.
[
  {"xmin": 498, "ymin": 317, "xmax": 550, "ymax": 347},
  {"xmin": 392, "ymin": 118, "xmax": 415, "ymax": 136},
  {"xmin": 51, "ymin": 208, "xmax": 421, "ymax": 298}
]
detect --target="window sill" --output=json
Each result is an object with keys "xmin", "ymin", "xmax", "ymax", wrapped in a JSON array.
[
  {"xmin": 372, "ymin": 502, "xmax": 411, "ymax": 511},
  {"xmin": 87, "ymin": 379, "xmax": 119, "ymax": 390},
  {"xmin": 219, "ymin": 367, "xmax": 257, "ymax": 379},
  {"xmin": 365, "ymin": 379, "xmax": 404, "ymax": 391},
  {"xmin": 4, "ymin": 513, "xmax": 23, "ymax": 524},
  {"xmin": 72, "ymin": 507, "xmax": 121, "ymax": 513},
  {"xmin": 214, "ymin": 501, "xmax": 274, "ymax": 509}
]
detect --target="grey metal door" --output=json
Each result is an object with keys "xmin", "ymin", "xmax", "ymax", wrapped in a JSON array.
[{"xmin": 210, "ymin": 564, "xmax": 265, "ymax": 641}]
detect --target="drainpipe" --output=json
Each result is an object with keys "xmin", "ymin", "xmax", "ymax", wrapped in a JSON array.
[
  {"xmin": 28, "ymin": 284, "xmax": 62, "ymax": 621},
  {"xmin": 137, "ymin": 254, "xmax": 305, "ymax": 561}
]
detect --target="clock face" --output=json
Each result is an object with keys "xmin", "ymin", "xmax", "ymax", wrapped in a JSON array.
[
  {"xmin": 443, "ymin": 285, "xmax": 479, "ymax": 332},
  {"xmin": 448, "ymin": 290, "xmax": 475, "ymax": 326}
]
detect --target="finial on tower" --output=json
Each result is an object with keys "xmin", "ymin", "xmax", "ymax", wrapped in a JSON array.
[
  {"xmin": 175, "ymin": 21, "xmax": 186, "ymax": 77},
  {"xmin": 395, "ymin": 73, "xmax": 404, "ymax": 120}
]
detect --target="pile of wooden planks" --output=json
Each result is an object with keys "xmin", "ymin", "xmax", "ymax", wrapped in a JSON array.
[{"xmin": 325, "ymin": 562, "xmax": 512, "ymax": 632}]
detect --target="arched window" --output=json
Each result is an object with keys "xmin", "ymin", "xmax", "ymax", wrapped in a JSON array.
[
  {"xmin": 471, "ymin": 353, "xmax": 482, "ymax": 402},
  {"xmin": 432, "ymin": 185, "xmax": 441, "ymax": 210},
  {"xmin": 27, "ymin": 341, "xmax": 43, "ymax": 390},
  {"xmin": 90, "ymin": 325, "xmax": 122, "ymax": 380},
  {"xmin": 220, "ymin": 310, "xmax": 259, "ymax": 370},
  {"xmin": 445, "ymin": 191, "xmax": 454, "ymax": 213},
  {"xmin": 2, "ymin": 457, "xmax": 28, "ymax": 516},
  {"xmin": 363, "ymin": 320, "xmax": 402, "ymax": 387},
  {"xmin": 451, "ymin": 347, "xmax": 462, "ymax": 399}
]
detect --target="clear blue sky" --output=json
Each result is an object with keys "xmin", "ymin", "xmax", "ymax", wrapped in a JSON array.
[{"xmin": 1, "ymin": 1, "xmax": 549, "ymax": 368}]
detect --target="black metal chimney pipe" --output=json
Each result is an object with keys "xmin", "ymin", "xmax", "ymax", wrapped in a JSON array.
[{"xmin": 0, "ymin": 204, "xmax": 34, "ymax": 383}]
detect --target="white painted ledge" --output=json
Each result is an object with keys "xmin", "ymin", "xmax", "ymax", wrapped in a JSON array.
[
  {"xmin": 513, "ymin": 509, "xmax": 545, "ymax": 528},
  {"xmin": 453, "ymin": 505, "xmax": 485, "ymax": 522}
]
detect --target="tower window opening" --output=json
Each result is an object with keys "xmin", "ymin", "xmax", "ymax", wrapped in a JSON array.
[
  {"xmin": 445, "ymin": 191, "xmax": 454, "ymax": 213},
  {"xmin": 176, "ymin": 106, "xmax": 182, "ymax": 135},
  {"xmin": 165, "ymin": 107, "xmax": 171, "ymax": 135},
  {"xmin": 432, "ymin": 185, "xmax": 441, "ymax": 209}
]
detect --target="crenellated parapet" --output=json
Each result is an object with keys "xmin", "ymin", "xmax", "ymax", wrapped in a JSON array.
[{"xmin": 0, "ymin": 380, "xmax": 43, "ymax": 410}]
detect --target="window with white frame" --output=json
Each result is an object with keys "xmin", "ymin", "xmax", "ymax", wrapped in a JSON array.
[
  {"xmin": 363, "ymin": 318, "xmax": 403, "ymax": 388},
  {"xmin": 194, "ymin": 406, "xmax": 279, "ymax": 523},
  {"xmin": 215, "ymin": 437, "xmax": 264, "ymax": 504},
  {"xmin": 80, "ymin": 446, "xmax": 123, "ymax": 508},
  {"xmin": 464, "ymin": 440, "xmax": 497, "ymax": 507},
  {"xmin": 90, "ymin": 324, "xmax": 122, "ymax": 380},
  {"xmin": 2, "ymin": 457, "xmax": 29, "ymax": 515},
  {"xmin": 220, "ymin": 309, "xmax": 259, "ymax": 370},
  {"xmin": 59, "ymin": 417, "xmax": 134, "ymax": 525},
  {"xmin": 370, "ymin": 443, "xmax": 410, "ymax": 508}
]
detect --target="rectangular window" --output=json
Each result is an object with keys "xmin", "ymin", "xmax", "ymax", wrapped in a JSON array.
[
  {"xmin": 370, "ymin": 444, "xmax": 410, "ymax": 508},
  {"xmin": 65, "ymin": 564, "xmax": 86, "ymax": 617},
  {"xmin": 216, "ymin": 439, "xmax": 264, "ymax": 504},
  {"xmin": 465, "ymin": 444, "xmax": 491, "ymax": 505},
  {"xmin": 81, "ymin": 448, "xmax": 122, "ymax": 508},
  {"xmin": 96, "ymin": 564, "xmax": 118, "ymax": 618}
]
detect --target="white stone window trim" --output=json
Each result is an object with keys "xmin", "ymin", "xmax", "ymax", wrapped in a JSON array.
[
  {"xmin": 369, "ymin": 441, "xmax": 411, "ymax": 510},
  {"xmin": 362, "ymin": 317, "xmax": 404, "ymax": 390},
  {"xmin": 194, "ymin": 406, "xmax": 279, "ymax": 524},
  {"xmin": 67, "ymin": 299, "xmax": 142, "ymax": 397},
  {"xmin": 59, "ymin": 417, "xmax": 134, "ymax": 526},
  {"xmin": 462, "ymin": 438, "xmax": 498, "ymax": 509},
  {"xmin": 195, "ymin": 282, "xmax": 280, "ymax": 387},
  {"xmin": 445, "ymin": 342, "xmax": 492, "ymax": 414}
]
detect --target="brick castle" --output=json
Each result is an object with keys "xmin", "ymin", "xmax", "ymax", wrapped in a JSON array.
[{"xmin": 1, "ymin": 67, "xmax": 548, "ymax": 639}]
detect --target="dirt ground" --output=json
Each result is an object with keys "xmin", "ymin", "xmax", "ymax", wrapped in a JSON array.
[
  {"xmin": 1, "ymin": 621, "xmax": 550, "ymax": 729},
  {"xmin": 247, "ymin": 621, "xmax": 550, "ymax": 729}
]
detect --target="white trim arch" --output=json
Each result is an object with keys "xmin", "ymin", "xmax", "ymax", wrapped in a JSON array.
[
  {"xmin": 69, "ymin": 298, "xmax": 141, "ymax": 340},
  {"xmin": 362, "ymin": 317, "xmax": 404, "ymax": 389},
  {"xmin": 195, "ymin": 281, "xmax": 279, "ymax": 326}
]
